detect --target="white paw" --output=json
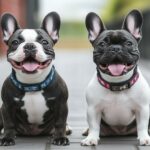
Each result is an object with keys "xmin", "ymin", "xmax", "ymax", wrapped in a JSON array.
[
  {"xmin": 139, "ymin": 136, "xmax": 150, "ymax": 145},
  {"xmin": 81, "ymin": 136, "xmax": 99, "ymax": 146}
]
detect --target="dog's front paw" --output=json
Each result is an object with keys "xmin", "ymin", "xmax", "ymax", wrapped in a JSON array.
[
  {"xmin": 0, "ymin": 137, "xmax": 15, "ymax": 146},
  {"xmin": 52, "ymin": 137, "xmax": 70, "ymax": 146},
  {"xmin": 139, "ymin": 136, "xmax": 150, "ymax": 146},
  {"xmin": 81, "ymin": 136, "xmax": 99, "ymax": 146}
]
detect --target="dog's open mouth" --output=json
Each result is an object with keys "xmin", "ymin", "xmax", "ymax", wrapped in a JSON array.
[
  {"xmin": 10, "ymin": 57, "xmax": 52, "ymax": 73},
  {"xmin": 99, "ymin": 63, "xmax": 134, "ymax": 76}
]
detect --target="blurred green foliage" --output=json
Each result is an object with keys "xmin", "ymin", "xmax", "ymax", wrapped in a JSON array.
[
  {"xmin": 102, "ymin": 0, "xmax": 150, "ymax": 22},
  {"xmin": 60, "ymin": 22, "xmax": 87, "ymax": 39}
]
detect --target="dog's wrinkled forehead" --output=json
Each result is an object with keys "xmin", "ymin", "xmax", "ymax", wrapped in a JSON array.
[
  {"xmin": 8, "ymin": 29, "xmax": 53, "ymax": 47},
  {"xmin": 94, "ymin": 30, "xmax": 137, "ymax": 45}
]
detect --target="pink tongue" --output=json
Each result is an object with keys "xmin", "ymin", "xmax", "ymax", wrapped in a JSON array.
[
  {"xmin": 22, "ymin": 62, "xmax": 39, "ymax": 72},
  {"xmin": 108, "ymin": 64, "xmax": 125, "ymax": 76}
]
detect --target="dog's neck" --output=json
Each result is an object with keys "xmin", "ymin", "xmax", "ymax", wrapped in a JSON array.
[
  {"xmin": 98, "ymin": 67, "xmax": 135, "ymax": 83},
  {"xmin": 15, "ymin": 62, "xmax": 53, "ymax": 84}
]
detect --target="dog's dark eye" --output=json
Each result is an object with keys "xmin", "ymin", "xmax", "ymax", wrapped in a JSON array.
[
  {"xmin": 12, "ymin": 40, "xmax": 19, "ymax": 46},
  {"xmin": 99, "ymin": 42, "xmax": 106, "ymax": 47},
  {"xmin": 42, "ymin": 40, "xmax": 48, "ymax": 45},
  {"xmin": 126, "ymin": 41, "xmax": 133, "ymax": 46}
]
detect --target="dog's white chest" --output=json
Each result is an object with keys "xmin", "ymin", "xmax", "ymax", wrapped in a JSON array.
[
  {"xmin": 101, "ymin": 94, "xmax": 135, "ymax": 125},
  {"xmin": 21, "ymin": 91, "xmax": 49, "ymax": 124}
]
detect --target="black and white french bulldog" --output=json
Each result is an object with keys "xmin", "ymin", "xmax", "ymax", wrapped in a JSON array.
[
  {"xmin": 0, "ymin": 12, "xmax": 70, "ymax": 146},
  {"xmin": 81, "ymin": 10, "xmax": 150, "ymax": 146}
]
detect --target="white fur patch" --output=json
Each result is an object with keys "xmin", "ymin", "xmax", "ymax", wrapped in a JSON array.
[
  {"xmin": 21, "ymin": 91, "xmax": 49, "ymax": 124},
  {"xmin": 14, "ymin": 97, "xmax": 20, "ymax": 101},
  {"xmin": 47, "ymin": 97, "xmax": 56, "ymax": 100},
  {"xmin": 21, "ymin": 29, "xmax": 38, "ymax": 42},
  {"xmin": 34, "ymin": 42, "xmax": 49, "ymax": 62},
  {"xmin": 8, "ymin": 43, "xmax": 26, "ymax": 62}
]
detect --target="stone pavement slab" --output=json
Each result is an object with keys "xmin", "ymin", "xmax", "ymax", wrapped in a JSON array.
[
  {"xmin": 0, "ymin": 137, "xmax": 48, "ymax": 150},
  {"xmin": 0, "ymin": 134, "xmax": 147, "ymax": 150}
]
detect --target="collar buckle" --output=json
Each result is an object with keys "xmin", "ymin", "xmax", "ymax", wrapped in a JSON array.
[{"xmin": 110, "ymin": 83, "xmax": 130, "ymax": 91}]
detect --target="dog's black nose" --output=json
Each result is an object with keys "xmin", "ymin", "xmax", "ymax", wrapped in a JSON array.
[
  {"xmin": 112, "ymin": 45, "xmax": 122, "ymax": 53},
  {"xmin": 23, "ymin": 43, "xmax": 37, "ymax": 56}
]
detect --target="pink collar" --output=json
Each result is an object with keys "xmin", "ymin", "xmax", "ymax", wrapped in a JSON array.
[{"xmin": 97, "ymin": 70, "xmax": 139, "ymax": 91}]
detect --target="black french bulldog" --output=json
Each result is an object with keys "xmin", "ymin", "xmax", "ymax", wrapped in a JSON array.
[{"xmin": 0, "ymin": 12, "xmax": 70, "ymax": 146}]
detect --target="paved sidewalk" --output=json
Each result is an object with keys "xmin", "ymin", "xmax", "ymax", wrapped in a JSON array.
[{"xmin": 0, "ymin": 50, "xmax": 150, "ymax": 150}]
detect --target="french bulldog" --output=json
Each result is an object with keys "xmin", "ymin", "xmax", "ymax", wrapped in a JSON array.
[
  {"xmin": 81, "ymin": 10, "xmax": 150, "ymax": 146},
  {"xmin": 0, "ymin": 12, "xmax": 70, "ymax": 146}
]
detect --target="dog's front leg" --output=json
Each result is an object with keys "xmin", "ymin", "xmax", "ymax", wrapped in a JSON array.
[
  {"xmin": 81, "ymin": 105, "xmax": 101, "ymax": 146},
  {"xmin": 52, "ymin": 102, "xmax": 69, "ymax": 146},
  {"xmin": 136, "ymin": 105, "xmax": 150, "ymax": 145},
  {"xmin": 0, "ymin": 104, "xmax": 16, "ymax": 146}
]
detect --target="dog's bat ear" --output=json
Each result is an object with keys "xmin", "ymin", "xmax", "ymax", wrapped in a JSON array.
[
  {"xmin": 85, "ymin": 12, "xmax": 106, "ymax": 43},
  {"xmin": 41, "ymin": 12, "xmax": 61, "ymax": 44},
  {"xmin": 1, "ymin": 13, "xmax": 20, "ymax": 43},
  {"xmin": 122, "ymin": 9, "xmax": 143, "ymax": 41}
]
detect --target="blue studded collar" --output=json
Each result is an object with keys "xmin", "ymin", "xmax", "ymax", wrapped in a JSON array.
[{"xmin": 10, "ymin": 65, "xmax": 55, "ymax": 92}]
